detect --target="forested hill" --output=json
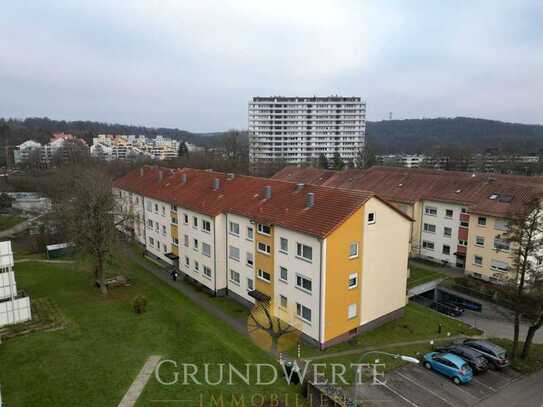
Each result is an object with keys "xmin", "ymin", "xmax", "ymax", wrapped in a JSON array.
[
  {"xmin": 367, "ymin": 117, "xmax": 543, "ymax": 155},
  {"xmin": 1, "ymin": 116, "xmax": 543, "ymax": 155}
]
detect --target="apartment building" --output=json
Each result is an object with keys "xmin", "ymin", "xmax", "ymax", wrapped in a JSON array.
[
  {"xmin": 92, "ymin": 134, "xmax": 180, "ymax": 161},
  {"xmin": 273, "ymin": 165, "xmax": 543, "ymax": 283},
  {"xmin": 0, "ymin": 241, "xmax": 31, "ymax": 327},
  {"xmin": 114, "ymin": 166, "xmax": 412, "ymax": 348},
  {"xmin": 248, "ymin": 96, "xmax": 366, "ymax": 166},
  {"xmin": 13, "ymin": 133, "xmax": 88, "ymax": 165}
]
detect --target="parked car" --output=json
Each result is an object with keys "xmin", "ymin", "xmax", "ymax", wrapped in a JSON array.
[
  {"xmin": 436, "ymin": 344, "xmax": 489, "ymax": 374},
  {"xmin": 423, "ymin": 352, "xmax": 473, "ymax": 384},
  {"xmin": 462, "ymin": 339, "xmax": 510, "ymax": 369},
  {"xmin": 431, "ymin": 302, "xmax": 463, "ymax": 317}
]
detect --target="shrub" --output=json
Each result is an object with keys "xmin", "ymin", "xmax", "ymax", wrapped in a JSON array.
[{"xmin": 132, "ymin": 295, "xmax": 147, "ymax": 314}]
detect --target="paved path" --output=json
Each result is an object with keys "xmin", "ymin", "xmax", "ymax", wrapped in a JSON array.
[
  {"xmin": 459, "ymin": 310, "xmax": 543, "ymax": 344},
  {"xmin": 308, "ymin": 335, "xmax": 471, "ymax": 361},
  {"xmin": 0, "ymin": 213, "xmax": 45, "ymax": 239},
  {"xmin": 473, "ymin": 368, "xmax": 543, "ymax": 407},
  {"xmin": 118, "ymin": 355, "xmax": 162, "ymax": 407}
]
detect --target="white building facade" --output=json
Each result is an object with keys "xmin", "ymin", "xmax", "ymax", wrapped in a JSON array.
[{"xmin": 248, "ymin": 96, "xmax": 366, "ymax": 165}]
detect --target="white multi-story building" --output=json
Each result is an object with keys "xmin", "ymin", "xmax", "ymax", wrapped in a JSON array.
[
  {"xmin": 248, "ymin": 96, "xmax": 366, "ymax": 166},
  {"xmin": 0, "ymin": 241, "xmax": 31, "ymax": 327},
  {"xmin": 91, "ymin": 134, "xmax": 180, "ymax": 161}
]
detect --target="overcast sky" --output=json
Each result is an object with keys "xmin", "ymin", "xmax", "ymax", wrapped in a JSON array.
[{"xmin": 1, "ymin": 1, "xmax": 542, "ymax": 132}]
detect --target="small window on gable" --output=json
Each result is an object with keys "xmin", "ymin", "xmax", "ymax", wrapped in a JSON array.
[{"xmin": 368, "ymin": 212, "xmax": 376, "ymax": 224}]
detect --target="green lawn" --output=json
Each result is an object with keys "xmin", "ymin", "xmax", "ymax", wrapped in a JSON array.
[
  {"xmin": 407, "ymin": 262, "xmax": 446, "ymax": 289},
  {"xmin": 0, "ymin": 260, "xmax": 299, "ymax": 406},
  {"xmin": 0, "ymin": 214, "xmax": 25, "ymax": 231},
  {"xmin": 296, "ymin": 302, "xmax": 482, "ymax": 359}
]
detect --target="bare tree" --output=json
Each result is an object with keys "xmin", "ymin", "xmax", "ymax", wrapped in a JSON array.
[
  {"xmin": 51, "ymin": 164, "xmax": 132, "ymax": 295},
  {"xmin": 499, "ymin": 198, "xmax": 543, "ymax": 360},
  {"xmin": 247, "ymin": 300, "xmax": 300, "ymax": 355}
]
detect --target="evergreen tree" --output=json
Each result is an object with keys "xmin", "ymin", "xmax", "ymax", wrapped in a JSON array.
[
  {"xmin": 331, "ymin": 152, "xmax": 345, "ymax": 170},
  {"xmin": 318, "ymin": 153, "xmax": 329, "ymax": 169},
  {"xmin": 177, "ymin": 141, "xmax": 189, "ymax": 157}
]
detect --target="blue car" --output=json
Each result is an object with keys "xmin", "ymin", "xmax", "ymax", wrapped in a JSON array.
[{"xmin": 423, "ymin": 352, "xmax": 473, "ymax": 384}]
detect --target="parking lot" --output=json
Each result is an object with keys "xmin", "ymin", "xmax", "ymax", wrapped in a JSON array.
[{"xmin": 351, "ymin": 364, "xmax": 523, "ymax": 407}]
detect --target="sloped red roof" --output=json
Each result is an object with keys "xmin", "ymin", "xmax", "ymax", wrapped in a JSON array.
[
  {"xmin": 113, "ymin": 166, "xmax": 411, "ymax": 238},
  {"xmin": 272, "ymin": 165, "xmax": 543, "ymax": 218}
]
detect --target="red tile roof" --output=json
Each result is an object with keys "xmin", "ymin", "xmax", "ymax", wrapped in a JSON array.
[
  {"xmin": 272, "ymin": 166, "xmax": 543, "ymax": 218},
  {"xmin": 113, "ymin": 166, "xmax": 411, "ymax": 238}
]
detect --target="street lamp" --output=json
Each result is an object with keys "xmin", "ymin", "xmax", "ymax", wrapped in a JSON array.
[{"xmin": 359, "ymin": 351, "xmax": 420, "ymax": 365}]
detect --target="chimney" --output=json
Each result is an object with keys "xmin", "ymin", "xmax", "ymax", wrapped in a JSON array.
[
  {"xmin": 181, "ymin": 174, "xmax": 187, "ymax": 184},
  {"xmin": 295, "ymin": 183, "xmax": 304, "ymax": 192},
  {"xmin": 264, "ymin": 185, "xmax": 272, "ymax": 199},
  {"xmin": 306, "ymin": 192, "xmax": 315, "ymax": 208},
  {"xmin": 139, "ymin": 167, "xmax": 144, "ymax": 177},
  {"xmin": 212, "ymin": 178, "xmax": 220, "ymax": 190},
  {"xmin": 158, "ymin": 170, "xmax": 163, "ymax": 182}
]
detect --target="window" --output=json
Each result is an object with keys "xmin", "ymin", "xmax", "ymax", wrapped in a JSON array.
[
  {"xmin": 367, "ymin": 212, "xmax": 376, "ymax": 224},
  {"xmin": 257, "ymin": 268, "xmax": 271, "ymax": 282},
  {"xmin": 296, "ymin": 275, "xmax": 312, "ymax": 293},
  {"xmin": 193, "ymin": 216, "xmax": 198, "ymax": 228},
  {"xmin": 154, "ymin": 203, "xmax": 159, "ymax": 212},
  {"xmin": 491, "ymin": 259, "xmax": 509, "ymax": 272},
  {"xmin": 230, "ymin": 269, "xmax": 240, "ymax": 285},
  {"xmin": 155, "ymin": 222, "xmax": 159, "ymax": 232},
  {"xmin": 280, "ymin": 238, "xmax": 288, "ymax": 253},
  {"xmin": 494, "ymin": 219, "xmax": 510, "ymax": 231},
  {"xmin": 425, "ymin": 206, "xmax": 437, "ymax": 216},
  {"xmin": 172, "ymin": 237, "xmax": 179, "ymax": 246},
  {"xmin": 474, "ymin": 255, "xmax": 483, "ymax": 266},
  {"xmin": 162, "ymin": 225, "xmax": 167, "ymax": 236},
  {"xmin": 458, "ymin": 239, "xmax": 468, "ymax": 246},
  {"xmin": 257, "ymin": 224, "xmax": 271, "ymax": 236},
  {"xmin": 171, "ymin": 216, "xmax": 178, "ymax": 225},
  {"xmin": 229, "ymin": 222, "xmax": 240, "ymax": 236},
  {"xmin": 183, "ymin": 214, "xmax": 189, "ymax": 224},
  {"xmin": 445, "ymin": 209, "xmax": 453, "ymax": 218},
  {"xmin": 422, "ymin": 240, "xmax": 435, "ymax": 250},
  {"xmin": 296, "ymin": 243, "xmax": 313, "ymax": 261},
  {"xmin": 185, "ymin": 256, "xmax": 190, "ymax": 266},
  {"xmin": 202, "ymin": 220, "xmax": 211, "ymax": 233},
  {"xmin": 184, "ymin": 234, "xmax": 189, "ymax": 247},
  {"xmin": 296, "ymin": 303, "xmax": 312, "ymax": 323},
  {"xmin": 147, "ymin": 219, "xmax": 153, "ymax": 228},
  {"xmin": 247, "ymin": 278, "xmax": 254, "ymax": 291},
  {"xmin": 348, "ymin": 273, "xmax": 358, "ymax": 289},
  {"xmin": 478, "ymin": 217, "xmax": 487, "ymax": 226},
  {"xmin": 279, "ymin": 266, "xmax": 288, "ymax": 282},
  {"xmin": 460, "ymin": 221, "xmax": 469, "ymax": 228},
  {"xmin": 246, "ymin": 252, "xmax": 254, "ymax": 267},
  {"xmin": 161, "ymin": 206, "xmax": 166, "ymax": 216},
  {"xmin": 202, "ymin": 242, "xmax": 211, "ymax": 257},
  {"xmin": 442, "ymin": 245, "xmax": 451, "ymax": 255},
  {"xmin": 229, "ymin": 245, "xmax": 240, "ymax": 261},
  {"xmin": 193, "ymin": 238, "xmax": 199, "ymax": 251},
  {"xmin": 493, "ymin": 237, "xmax": 510, "ymax": 251},
  {"xmin": 461, "ymin": 207, "xmax": 468, "ymax": 213},
  {"xmin": 257, "ymin": 242, "xmax": 271, "ymax": 255},
  {"xmin": 279, "ymin": 295, "xmax": 288, "ymax": 309},
  {"xmin": 247, "ymin": 226, "xmax": 254, "ymax": 241},
  {"xmin": 475, "ymin": 236, "xmax": 485, "ymax": 246},
  {"xmin": 349, "ymin": 242, "xmax": 359, "ymax": 258},
  {"xmin": 203, "ymin": 266, "xmax": 212, "ymax": 278},
  {"xmin": 444, "ymin": 227, "xmax": 452, "ymax": 237},
  {"xmin": 194, "ymin": 261, "xmax": 200, "ymax": 272},
  {"xmin": 348, "ymin": 303, "xmax": 357, "ymax": 319},
  {"xmin": 163, "ymin": 244, "xmax": 168, "ymax": 253},
  {"xmin": 146, "ymin": 201, "xmax": 152, "ymax": 211},
  {"xmin": 423, "ymin": 223, "xmax": 436, "ymax": 233},
  {"xmin": 149, "ymin": 237, "xmax": 154, "ymax": 246}
]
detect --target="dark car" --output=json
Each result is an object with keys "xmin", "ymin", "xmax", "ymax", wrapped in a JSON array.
[
  {"xmin": 462, "ymin": 339, "xmax": 510, "ymax": 369},
  {"xmin": 436, "ymin": 344, "xmax": 489, "ymax": 373},
  {"xmin": 431, "ymin": 302, "xmax": 463, "ymax": 317}
]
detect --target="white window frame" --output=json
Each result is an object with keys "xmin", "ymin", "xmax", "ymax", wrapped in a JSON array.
[
  {"xmin": 229, "ymin": 269, "xmax": 240, "ymax": 285},
  {"xmin": 349, "ymin": 242, "xmax": 359, "ymax": 259},
  {"xmin": 229, "ymin": 245, "xmax": 240, "ymax": 261},
  {"xmin": 202, "ymin": 242, "xmax": 211, "ymax": 258},
  {"xmin": 257, "ymin": 224, "xmax": 271, "ymax": 236},
  {"xmin": 348, "ymin": 303, "xmax": 357, "ymax": 319},
  {"xmin": 279, "ymin": 266, "xmax": 288, "ymax": 282},
  {"xmin": 279, "ymin": 295, "xmax": 288, "ymax": 309},
  {"xmin": 257, "ymin": 268, "xmax": 271, "ymax": 283},
  {"xmin": 229, "ymin": 221, "xmax": 240, "ymax": 237},
  {"xmin": 279, "ymin": 237, "xmax": 288, "ymax": 254},
  {"xmin": 202, "ymin": 220, "xmax": 211, "ymax": 233},
  {"xmin": 296, "ymin": 303, "xmax": 312, "ymax": 323},
  {"xmin": 474, "ymin": 255, "xmax": 483, "ymax": 266},
  {"xmin": 247, "ymin": 226, "xmax": 254, "ymax": 241},
  {"xmin": 425, "ymin": 206, "xmax": 437, "ymax": 216},
  {"xmin": 422, "ymin": 240, "xmax": 435, "ymax": 251},
  {"xmin": 295, "ymin": 274, "xmax": 312, "ymax": 294},
  {"xmin": 348, "ymin": 273, "xmax": 358, "ymax": 289},
  {"xmin": 257, "ymin": 242, "xmax": 271, "ymax": 255},
  {"xmin": 296, "ymin": 243, "xmax": 313, "ymax": 262},
  {"xmin": 367, "ymin": 212, "xmax": 376, "ymax": 224},
  {"xmin": 246, "ymin": 252, "xmax": 254, "ymax": 268}
]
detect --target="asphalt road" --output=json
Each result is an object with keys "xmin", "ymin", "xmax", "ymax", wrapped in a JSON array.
[{"xmin": 473, "ymin": 368, "xmax": 543, "ymax": 407}]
